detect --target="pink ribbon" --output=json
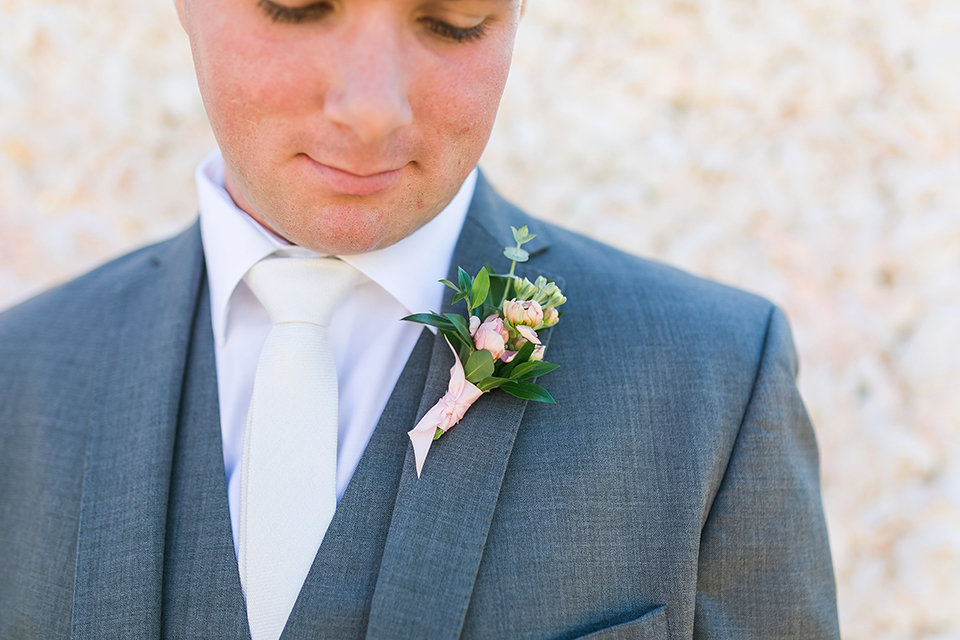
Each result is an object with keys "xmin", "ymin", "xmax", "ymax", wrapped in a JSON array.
[{"xmin": 408, "ymin": 339, "xmax": 484, "ymax": 477}]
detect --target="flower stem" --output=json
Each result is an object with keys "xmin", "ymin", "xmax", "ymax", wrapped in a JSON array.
[{"xmin": 501, "ymin": 240, "xmax": 521, "ymax": 305}]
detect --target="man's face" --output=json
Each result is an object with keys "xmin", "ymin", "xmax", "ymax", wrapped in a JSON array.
[{"xmin": 176, "ymin": 0, "xmax": 522, "ymax": 254}]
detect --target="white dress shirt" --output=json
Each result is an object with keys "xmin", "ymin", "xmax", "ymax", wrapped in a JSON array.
[{"xmin": 196, "ymin": 149, "xmax": 476, "ymax": 552}]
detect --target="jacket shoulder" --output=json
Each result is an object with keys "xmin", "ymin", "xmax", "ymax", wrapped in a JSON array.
[
  {"xmin": 0, "ymin": 225, "xmax": 199, "ymax": 349},
  {"xmin": 535, "ymin": 218, "xmax": 778, "ymax": 346},
  {"xmin": 470, "ymin": 175, "xmax": 782, "ymax": 372},
  {"xmin": 471, "ymin": 174, "xmax": 776, "ymax": 336}
]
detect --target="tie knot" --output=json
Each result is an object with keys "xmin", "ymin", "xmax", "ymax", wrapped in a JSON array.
[{"xmin": 244, "ymin": 256, "xmax": 360, "ymax": 327}]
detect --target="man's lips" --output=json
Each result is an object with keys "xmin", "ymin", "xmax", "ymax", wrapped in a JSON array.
[{"xmin": 301, "ymin": 155, "xmax": 407, "ymax": 196}]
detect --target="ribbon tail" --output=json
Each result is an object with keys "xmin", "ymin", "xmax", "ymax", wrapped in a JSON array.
[
  {"xmin": 408, "ymin": 416, "xmax": 439, "ymax": 478},
  {"xmin": 406, "ymin": 338, "xmax": 484, "ymax": 477}
]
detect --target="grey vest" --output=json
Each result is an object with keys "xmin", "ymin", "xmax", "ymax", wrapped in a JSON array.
[{"xmin": 160, "ymin": 282, "xmax": 433, "ymax": 639}]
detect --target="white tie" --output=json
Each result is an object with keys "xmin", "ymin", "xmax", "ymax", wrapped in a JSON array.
[{"xmin": 239, "ymin": 256, "xmax": 360, "ymax": 640}]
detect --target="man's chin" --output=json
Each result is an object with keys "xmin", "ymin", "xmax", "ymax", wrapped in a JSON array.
[
  {"xmin": 236, "ymin": 172, "xmax": 457, "ymax": 255},
  {"xmin": 272, "ymin": 188, "xmax": 454, "ymax": 255},
  {"xmin": 281, "ymin": 217, "xmax": 423, "ymax": 256}
]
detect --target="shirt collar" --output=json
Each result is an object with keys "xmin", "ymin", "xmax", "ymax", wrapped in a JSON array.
[{"xmin": 197, "ymin": 148, "xmax": 475, "ymax": 347}]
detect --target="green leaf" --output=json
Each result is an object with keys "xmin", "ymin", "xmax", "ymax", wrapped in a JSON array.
[
  {"xmin": 499, "ymin": 340, "xmax": 536, "ymax": 378},
  {"xmin": 402, "ymin": 313, "xmax": 455, "ymax": 331},
  {"xmin": 509, "ymin": 361, "xmax": 560, "ymax": 380},
  {"xmin": 470, "ymin": 267, "xmax": 490, "ymax": 311},
  {"xmin": 475, "ymin": 376, "xmax": 512, "ymax": 392},
  {"xmin": 440, "ymin": 328, "xmax": 470, "ymax": 352},
  {"xmin": 500, "ymin": 380, "xmax": 555, "ymax": 403},
  {"xmin": 484, "ymin": 262, "xmax": 508, "ymax": 304},
  {"xmin": 464, "ymin": 349, "xmax": 495, "ymax": 383},
  {"xmin": 444, "ymin": 313, "xmax": 474, "ymax": 347},
  {"xmin": 452, "ymin": 291, "xmax": 468, "ymax": 306},
  {"xmin": 477, "ymin": 303, "xmax": 500, "ymax": 321},
  {"xmin": 439, "ymin": 279, "xmax": 461, "ymax": 293},
  {"xmin": 503, "ymin": 247, "xmax": 530, "ymax": 263},
  {"xmin": 511, "ymin": 225, "xmax": 536, "ymax": 245},
  {"xmin": 483, "ymin": 266, "xmax": 515, "ymax": 279},
  {"xmin": 433, "ymin": 427, "xmax": 444, "ymax": 441},
  {"xmin": 457, "ymin": 267, "xmax": 473, "ymax": 295}
]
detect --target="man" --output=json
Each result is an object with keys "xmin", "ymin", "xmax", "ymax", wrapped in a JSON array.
[{"xmin": 0, "ymin": 0, "xmax": 841, "ymax": 638}]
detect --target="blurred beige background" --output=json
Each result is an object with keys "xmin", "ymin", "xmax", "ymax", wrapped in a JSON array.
[{"xmin": 2, "ymin": 0, "xmax": 959, "ymax": 637}]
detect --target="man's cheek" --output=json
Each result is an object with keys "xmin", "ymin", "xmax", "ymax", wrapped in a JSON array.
[
  {"xmin": 207, "ymin": 33, "xmax": 304, "ymax": 110},
  {"xmin": 419, "ymin": 76, "xmax": 496, "ymax": 132}
]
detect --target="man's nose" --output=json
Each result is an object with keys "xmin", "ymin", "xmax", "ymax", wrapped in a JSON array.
[{"xmin": 323, "ymin": 20, "xmax": 414, "ymax": 145}]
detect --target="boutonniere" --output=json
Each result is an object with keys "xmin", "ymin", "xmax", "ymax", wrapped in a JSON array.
[{"xmin": 403, "ymin": 225, "xmax": 567, "ymax": 476}]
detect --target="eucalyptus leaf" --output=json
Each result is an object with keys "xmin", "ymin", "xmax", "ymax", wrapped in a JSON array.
[
  {"xmin": 511, "ymin": 225, "xmax": 535, "ymax": 245},
  {"xmin": 470, "ymin": 267, "xmax": 490, "ymax": 311},
  {"xmin": 509, "ymin": 361, "xmax": 560, "ymax": 381},
  {"xmin": 464, "ymin": 349, "xmax": 495, "ymax": 383},
  {"xmin": 500, "ymin": 380, "xmax": 555, "ymax": 403},
  {"xmin": 503, "ymin": 247, "xmax": 530, "ymax": 263}
]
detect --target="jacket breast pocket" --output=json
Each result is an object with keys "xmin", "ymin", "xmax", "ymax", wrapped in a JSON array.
[{"xmin": 573, "ymin": 605, "xmax": 669, "ymax": 640}]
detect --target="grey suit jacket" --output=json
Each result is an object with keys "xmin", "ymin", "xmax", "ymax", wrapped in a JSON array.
[{"xmin": 0, "ymin": 174, "xmax": 840, "ymax": 639}]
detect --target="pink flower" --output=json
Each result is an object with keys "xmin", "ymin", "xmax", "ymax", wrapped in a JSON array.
[
  {"xmin": 472, "ymin": 313, "xmax": 509, "ymax": 361},
  {"xmin": 541, "ymin": 307, "xmax": 559, "ymax": 328},
  {"xmin": 515, "ymin": 324, "xmax": 541, "ymax": 345},
  {"xmin": 531, "ymin": 344, "xmax": 546, "ymax": 361},
  {"xmin": 523, "ymin": 300, "xmax": 544, "ymax": 327},
  {"xmin": 502, "ymin": 299, "xmax": 524, "ymax": 325},
  {"xmin": 503, "ymin": 299, "xmax": 543, "ymax": 328},
  {"xmin": 506, "ymin": 326, "xmax": 544, "ymax": 361}
]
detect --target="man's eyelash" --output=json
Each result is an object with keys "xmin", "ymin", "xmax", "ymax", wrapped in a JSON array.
[
  {"xmin": 256, "ymin": 2, "xmax": 487, "ymax": 42},
  {"xmin": 258, "ymin": 0, "xmax": 333, "ymax": 24},
  {"xmin": 422, "ymin": 18, "xmax": 488, "ymax": 43}
]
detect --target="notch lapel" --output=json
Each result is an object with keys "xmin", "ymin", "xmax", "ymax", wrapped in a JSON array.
[
  {"xmin": 366, "ymin": 174, "xmax": 561, "ymax": 640},
  {"xmin": 71, "ymin": 224, "xmax": 205, "ymax": 639}
]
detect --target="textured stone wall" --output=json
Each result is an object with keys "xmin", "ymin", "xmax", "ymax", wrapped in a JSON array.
[{"xmin": 2, "ymin": 0, "xmax": 959, "ymax": 637}]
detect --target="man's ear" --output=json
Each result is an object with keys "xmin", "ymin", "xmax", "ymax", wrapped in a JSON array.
[{"xmin": 173, "ymin": 0, "xmax": 187, "ymax": 31}]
